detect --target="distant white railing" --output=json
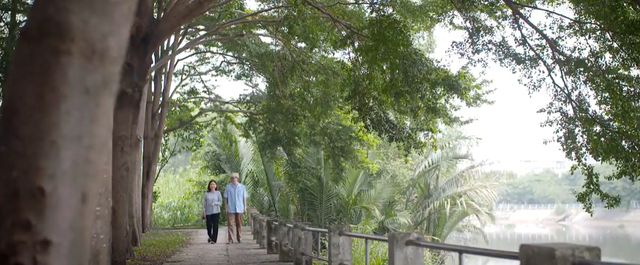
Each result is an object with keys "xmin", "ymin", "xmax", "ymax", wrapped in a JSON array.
[{"xmin": 495, "ymin": 201, "xmax": 640, "ymax": 211}]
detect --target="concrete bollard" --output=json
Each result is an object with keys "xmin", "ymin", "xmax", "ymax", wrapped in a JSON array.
[
  {"xmin": 267, "ymin": 219, "xmax": 278, "ymax": 254},
  {"xmin": 301, "ymin": 227, "xmax": 314, "ymax": 265},
  {"xmin": 328, "ymin": 225, "xmax": 352, "ymax": 265},
  {"xmin": 258, "ymin": 216, "xmax": 267, "ymax": 248},
  {"xmin": 278, "ymin": 222, "xmax": 294, "ymax": 262},
  {"xmin": 388, "ymin": 232, "xmax": 424, "ymax": 265},
  {"xmin": 519, "ymin": 243, "xmax": 601, "ymax": 265},
  {"xmin": 293, "ymin": 224, "xmax": 304, "ymax": 265},
  {"xmin": 292, "ymin": 224, "xmax": 314, "ymax": 265},
  {"xmin": 254, "ymin": 215, "xmax": 261, "ymax": 244},
  {"xmin": 251, "ymin": 213, "xmax": 259, "ymax": 240}
]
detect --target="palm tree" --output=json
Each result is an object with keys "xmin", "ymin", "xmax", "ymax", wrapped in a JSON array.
[
  {"xmin": 402, "ymin": 134, "xmax": 497, "ymax": 243},
  {"xmin": 201, "ymin": 122, "xmax": 285, "ymax": 216},
  {"xmin": 282, "ymin": 145, "xmax": 389, "ymax": 227}
]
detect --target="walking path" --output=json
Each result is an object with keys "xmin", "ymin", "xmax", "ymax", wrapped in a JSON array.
[{"xmin": 165, "ymin": 226, "xmax": 291, "ymax": 265}]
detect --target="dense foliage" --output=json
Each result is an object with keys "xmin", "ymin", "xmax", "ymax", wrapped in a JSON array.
[
  {"xmin": 0, "ymin": 0, "xmax": 28, "ymax": 103},
  {"xmin": 2, "ymin": 1, "xmax": 637, "ymax": 214},
  {"xmin": 155, "ymin": 123, "xmax": 497, "ymax": 250}
]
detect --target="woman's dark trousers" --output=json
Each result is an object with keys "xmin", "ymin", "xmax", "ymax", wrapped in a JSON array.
[{"xmin": 206, "ymin": 213, "xmax": 220, "ymax": 242}]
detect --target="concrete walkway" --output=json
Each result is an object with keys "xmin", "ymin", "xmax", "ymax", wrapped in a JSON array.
[{"xmin": 165, "ymin": 226, "xmax": 291, "ymax": 265}]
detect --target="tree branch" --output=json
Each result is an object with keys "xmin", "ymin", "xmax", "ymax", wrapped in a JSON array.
[
  {"xmin": 302, "ymin": 0, "xmax": 365, "ymax": 38},
  {"xmin": 503, "ymin": 0, "xmax": 568, "ymax": 59},
  {"xmin": 149, "ymin": 0, "xmax": 232, "ymax": 51},
  {"xmin": 512, "ymin": 1, "xmax": 598, "ymax": 26},
  {"xmin": 149, "ymin": 4, "xmax": 287, "ymax": 72},
  {"xmin": 150, "ymin": 33, "xmax": 249, "ymax": 72}
]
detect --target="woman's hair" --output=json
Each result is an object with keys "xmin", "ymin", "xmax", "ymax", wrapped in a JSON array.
[{"xmin": 206, "ymin": 180, "xmax": 218, "ymax": 192}]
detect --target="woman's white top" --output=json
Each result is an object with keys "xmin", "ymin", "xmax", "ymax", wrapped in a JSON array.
[{"xmin": 203, "ymin": 191, "xmax": 222, "ymax": 215}]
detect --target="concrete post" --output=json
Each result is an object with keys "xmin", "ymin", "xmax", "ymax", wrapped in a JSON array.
[
  {"xmin": 388, "ymin": 232, "xmax": 424, "ymax": 265},
  {"xmin": 251, "ymin": 213, "xmax": 258, "ymax": 240},
  {"xmin": 519, "ymin": 243, "xmax": 601, "ymax": 265},
  {"xmin": 292, "ymin": 224, "xmax": 304, "ymax": 265},
  {"xmin": 267, "ymin": 219, "xmax": 278, "ymax": 254},
  {"xmin": 253, "ymin": 215, "xmax": 262, "ymax": 244},
  {"xmin": 292, "ymin": 224, "xmax": 314, "ymax": 265},
  {"xmin": 328, "ymin": 225, "xmax": 352, "ymax": 265},
  {"xmin": 301, "ymin": 228, "xmax": 314, "ymax": 265},
  {"xmin": 278, "ymin": 222, "xmax": 294, "ymax": 262},
  {"xmin": 258, "ymin": 216, "xmax": 267, "ymax": 248}
]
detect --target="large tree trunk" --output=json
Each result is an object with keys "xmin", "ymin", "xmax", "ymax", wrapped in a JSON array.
[
  {"xmin": 112, "ymin": 91, "xmax": 139, "ymax": 265},
  {"xmin": 111, "ymin": 2, "xmax": 153, "ymax": 264},
  {"xmin": 90, "ymin": 156, "xmax": 112, "ymax": 265},
  {"xmin": 0, "ymin": 0, "xmax": 136, "ymax": 264},
  {"xmin": 112, "ymin": 44, "xmax": 150, "ymax": 265}
]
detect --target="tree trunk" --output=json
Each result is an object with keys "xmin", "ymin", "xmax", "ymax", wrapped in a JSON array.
[
  {"xmin": 0, "ymin": 0, "xmax": 136, "ymax": 264},
  {"xmin": 111, "ymin": 1, "xmax": 153, "ymax": 263},
  {"xmin": 141, "ymin": 74, "xmax": 158, "ymax": 233},
  {"xmin": 141, "ymin": 165, "xmax": 156, "ymax": 232},
  {"xmin": 112, "ymin": 43, "xmax": 150, "ymax": 264},
  {"xmin": 141, "ymin": 87, "xmax": 163, "ymax": 233},
  {"xmin": 131, "ymin": 83, "xmax": 148, "ymax": 246},
  {"xmin": 90, "ymin": 156, "xmax": 112, "ymax": 265},
  {"xmin": 141, "ymin": 36, "xmax": 181, "ymax": 232}
]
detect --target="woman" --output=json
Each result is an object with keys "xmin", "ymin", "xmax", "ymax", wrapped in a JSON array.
[{"xmin": 203, "ymin": 180, "xmax": 222, "ymax": 244}]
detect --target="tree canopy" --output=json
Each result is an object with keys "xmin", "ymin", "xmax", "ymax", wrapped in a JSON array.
[
  {"xmin": 165, "ymin": 0, "xmax": 487, "ymax": 169},
  {"xmin": 155, "ymin": 0, "xmax": 640, "ymax": 214},
  {"xmin": 436, "ymin": 0, "xmax": 640, "ymax": 212}
]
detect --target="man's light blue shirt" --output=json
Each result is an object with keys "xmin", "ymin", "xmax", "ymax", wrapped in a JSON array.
[{"xmin": 224, "ymin": 183, "xmax": 248, "ymax": 213}]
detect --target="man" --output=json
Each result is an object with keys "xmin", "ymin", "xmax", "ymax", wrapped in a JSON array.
[{"xmin": 224, "ymin": 172, "xmax": 248, "ymax": 243}]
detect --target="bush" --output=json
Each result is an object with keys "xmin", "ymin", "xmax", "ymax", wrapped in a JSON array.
[
  {"xmin": 153, "ymin": 165, "xmax": 211, "ymax": 228},
  {"xmin": 126, "ymin": 230, "xmax": 189, "ymax": 265}
]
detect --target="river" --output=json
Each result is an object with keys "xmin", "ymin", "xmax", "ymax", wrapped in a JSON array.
[{"xmin": 445, "ymin": 209, "xmax": 640, "ymax": 265}]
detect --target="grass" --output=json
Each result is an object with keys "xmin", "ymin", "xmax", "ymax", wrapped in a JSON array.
[{"xmin": 127, "ymin": 230, "xmax": 190, "ymax": 265}]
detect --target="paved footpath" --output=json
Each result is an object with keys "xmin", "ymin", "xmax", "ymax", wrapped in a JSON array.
[{"xmin": 165, "ymin": 226, "xmax": 292, "ymax": 265}]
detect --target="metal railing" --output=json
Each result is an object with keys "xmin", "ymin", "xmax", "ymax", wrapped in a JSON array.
[
  {"xmin": 340, "ymin": 231, "xmax": 388, "ymax": 265},
  {"xmin": 249, "ymin": 211, "xmax": 638, "ymax": 265},
  {"xmin": 405, "ymin": 238, "xmax": 519, "ymax": 265},
  {"xmin": 301, "ymin": 226, "xmax": 329, "ymax": 262}
]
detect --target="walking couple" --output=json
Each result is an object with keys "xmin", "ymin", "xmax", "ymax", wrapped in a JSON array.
[{"xmin": 202, "ymin": 172, "xmax": 248, "ymax": 244}]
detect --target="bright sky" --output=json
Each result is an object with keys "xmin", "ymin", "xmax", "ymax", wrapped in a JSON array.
[
  {"xmin": 214, "ymin": 25, "xmax": 572, "ymax": 174},
  {"xmin": 431, "ymin": 26, "xmax": 570, "ymax": 173}
]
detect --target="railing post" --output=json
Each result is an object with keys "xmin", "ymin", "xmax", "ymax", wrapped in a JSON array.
[
  {"xmin": 293, "ymin": 224, "xmax": 313, "ymax": 265},
  {"xmin": 292, "ymin": 224, "xmax": 304, "ymax": 265},
  {"xmin": 291, "ymin": 224, "xmax": 307, "ymax": 265},
  {"xmin": 328, "ymin": 225, "xmax": 352, "ymax": 265},
  {"xmin": 251, "ymin": 212, "xmax": 259, "ymax": 240},
  {"xmin": 388, "ymin": 232, "xmax": 424, "ymax": 265},
  {"xmin": 301, "ymin": 228, "xmax": 314, "ymax": 265},
  {"xmin": 267, "ymin": 219, "xmax": 278, "ymax": 254},
  {"xmin": 519, "ymin": 243, "xmax": 601, "ymax": 265},
  {"xmin": 278, "ymin": 222, "xmax": 294, "ymax": 262},
  {"xmin": 258, "ymin": 216, "xmax": 267, "ymax": 248},
  {"xmin": 254, "ymin": 214, "xmax": 261, "ymax": 243}
]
